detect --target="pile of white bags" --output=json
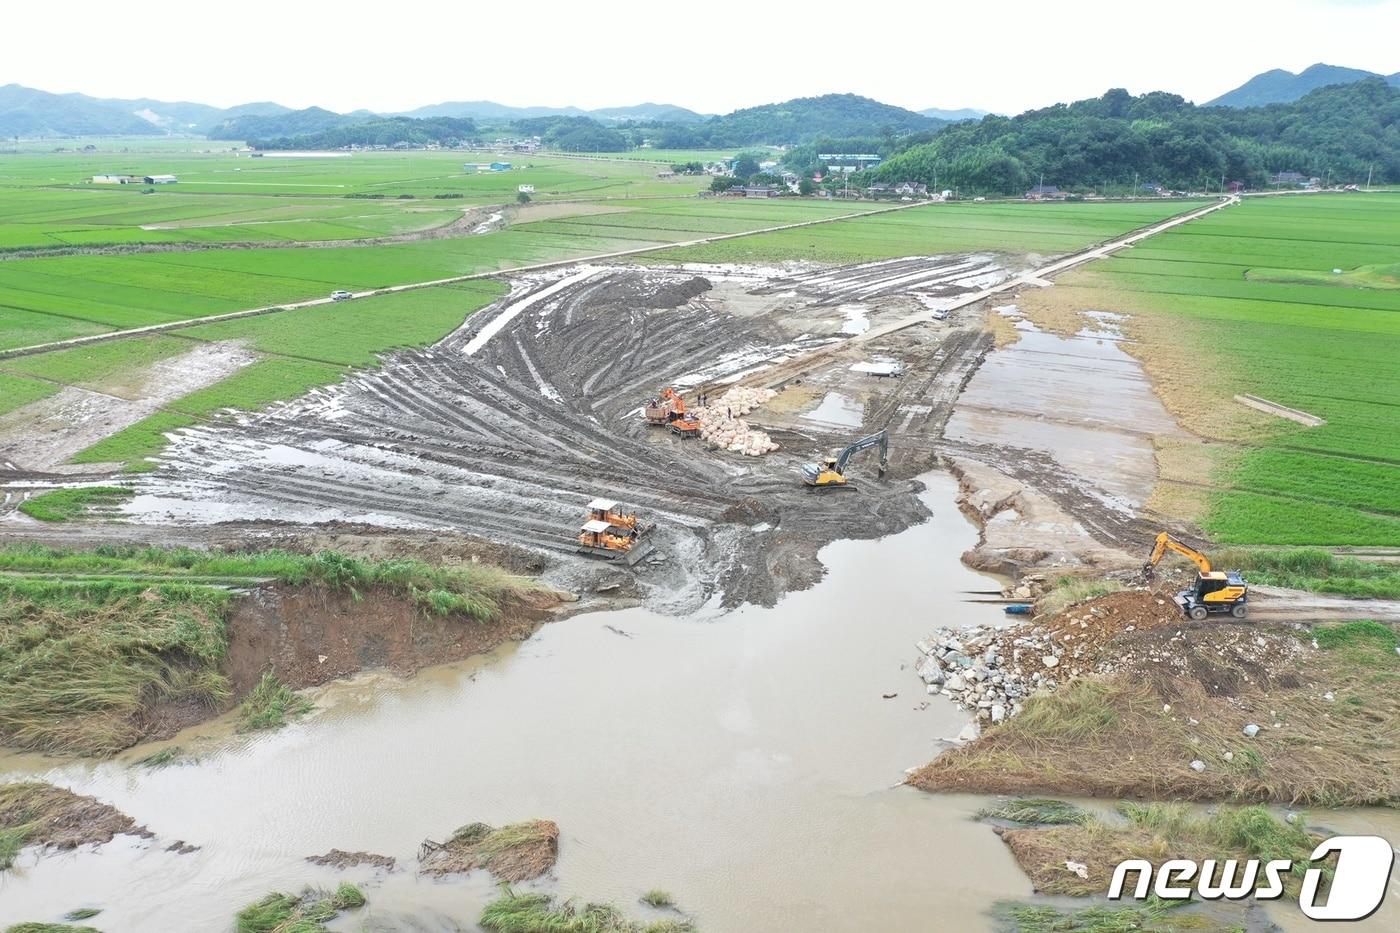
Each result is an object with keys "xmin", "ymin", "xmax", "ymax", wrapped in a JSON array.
[{"xmin": 697, "ymin": 386, "xmax": 779, "ymax": 456}]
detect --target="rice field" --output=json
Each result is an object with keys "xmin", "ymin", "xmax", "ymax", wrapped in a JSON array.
[
  {"xmin": 655, "ymin": 199, "xmax": 1209, "ymax": 264},
  {"xmin": 1071, "ymin": 193, "xmax": 1400, "ymax": 545}
]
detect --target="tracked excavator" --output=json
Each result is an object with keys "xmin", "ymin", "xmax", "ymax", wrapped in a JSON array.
[
  {"xmin": 801, "ymin": 430, "xmax": 889, "ymax": 490},
  {"xmin": 1142, "ymin": 531, "xmax": 1249, "ymax": 620},
  {"xmin": 643, "ymin": 387, "xmax": 700, "ymax": 438}
]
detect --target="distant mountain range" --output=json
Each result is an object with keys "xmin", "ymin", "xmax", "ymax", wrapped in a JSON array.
[
  {"xmin": 394, "ymin": 101, "xmax": 709, "ymax": 123},
  {"xmin": 918, "ymin": 107, "xmax": 989, "ymax": 121},
  {"xmin": 1207, "ymin": 63, "xmax": 1399, "ymax": 107},
  {"xmin": 0, "ymin": 83, "xmax": 715, "ymax": 138}
]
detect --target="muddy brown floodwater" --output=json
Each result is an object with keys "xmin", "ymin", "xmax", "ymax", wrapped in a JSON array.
[{"xmin": 0, "ymin": 473, "xmax": 1038, "ymax": 932}]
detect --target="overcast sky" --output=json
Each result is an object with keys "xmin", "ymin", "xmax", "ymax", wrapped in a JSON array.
[{"xmin": 8, "ymin": 0, "xmax": 1396, "ymax": 115}]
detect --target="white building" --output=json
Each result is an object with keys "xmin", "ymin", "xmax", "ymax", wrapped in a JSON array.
[
  {"xmin": 518, "ymin": 184, "xmax": 535, "ymax": 194},
  {"xmin": 143, "ymin": 174, "xmax": 178, "ymax": 184},
  {"xmin": 91, "ymin": 174, "xmax": 136, "ymax": 184}
]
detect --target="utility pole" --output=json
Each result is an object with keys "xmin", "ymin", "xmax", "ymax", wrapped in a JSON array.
[
  {"xmin": 1132, "ymin": 171, "xmax": 1138, "ymax": 200},
  {"xmin": 1366, "ymin": 163, "xmax": 1374, "ymax": 191}
]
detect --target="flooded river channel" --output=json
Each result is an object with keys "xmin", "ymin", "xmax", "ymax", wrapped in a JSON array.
[
  {"xmin": 1, "ymin": 472, "xmax": 1027, "ymax": 930},
  {"xmin": 4, "ymin": 471, "xmax": 1394, "ymax": 930}
]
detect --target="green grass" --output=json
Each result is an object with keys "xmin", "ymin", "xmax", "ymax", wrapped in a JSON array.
[
  {"xmin": 237, "ymin": 673, "xmax": 312, "ymax": 733},
  {"xmin": 235, "ymin": 883, "xmax": 365, "ymax": 933},
  {"xmin": 977, "ymin": 798, "xmax": 1091, "ymax": 826},
  {"xmin": 640, "ymin": 890, "xmax": 676, "ymax": 909},
  {"xmin": 17, "ymin": 487, "xmax": 133, "ymax": 522},
  {"xmin": 62, "ymin": 911, "xmax": 101, "ymax": 923},
  {"xmin": 0, "ymin": 580, "xmax": 232, "ymax": 755},
  {"xmin": 1000, "ymin": 899, "xmax": 1221, "ymax": 933},
  {"xmin": 1078, "ymin": 194, "xmax": 1400, "ymax": 545},
  {"xmin": 0, "ymin": 372, "xmax": 57, "ymax": 416},
  {"xmin": 1247, "ymin": 261, "xmax": 1400, "ymax": 290},
  {"xmin": 4, "ymin": 924, "xmax": 102, "ymax": 933},
  {"xmin": 480, "ymin": 888, "xmax": 694, "ymax": 933},
  {"xmin": 1215, "ymin": 548, "xmax": 1400, "ymax": 598}
]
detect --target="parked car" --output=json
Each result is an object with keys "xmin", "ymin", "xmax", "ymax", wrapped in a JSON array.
[{"xmin": 330, "ymin": 290, "xmax": 353, "ymax": 301}]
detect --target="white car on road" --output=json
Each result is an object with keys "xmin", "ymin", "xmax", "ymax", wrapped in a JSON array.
[{"xmin": 330, "ymin": 290, "xmax": 353, "ymax": 301}]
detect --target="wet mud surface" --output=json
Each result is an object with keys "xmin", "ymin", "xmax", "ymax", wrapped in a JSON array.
[{"xmin": 113, "ymin": 257, "xmax": 1013, "ymax": 611}]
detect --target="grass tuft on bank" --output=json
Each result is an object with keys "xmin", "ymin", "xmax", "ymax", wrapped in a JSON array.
[
  {"xmin": 17, "ymin": 487, "xmax": 133, "ymax": 522},
  {"xmin": 0, "ymin": 581, "xmax": 231, "ymax": 755},
  {"xmin": 420, "ymin": 819, "xmax": 560, "ymax": 882},
  {"xmin": 235, "ymin": 883, "xmax": 365, "ymax": 933},
  {"xmin": 977, "ymin": 798, "xmax": 1090, "ymax": 826},
  {"xmin": 1036, "ymin": 578, "xmax": 1124, "ymax": 617},
  {"xmin": 237, "ymin": 673, "xmax": 312, "ymax": 733},
  {"xmin": 998, "ymin": 802, "xmax": 1316, "ymax": 898},
  {"xmin": 999, "ymin": 898, "xmax": 1221, "ymax": 933},
  {"xmin": 480, "ymin": 888, "xmax": 694, "ymax": 933}
]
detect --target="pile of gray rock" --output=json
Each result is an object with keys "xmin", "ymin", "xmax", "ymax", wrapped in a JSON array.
[{"xmin": 915, "ymin": 623, "xmax": 1066, "ymax": 728}]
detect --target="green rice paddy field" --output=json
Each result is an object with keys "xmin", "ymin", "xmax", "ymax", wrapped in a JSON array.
[
  {"xmin": 1073, "ymin": 193, "xmax": 1400, "ymax": 545},
  {"xmin": 0, "ymin": 188, "xmax": 1199, "ymax": 473}
]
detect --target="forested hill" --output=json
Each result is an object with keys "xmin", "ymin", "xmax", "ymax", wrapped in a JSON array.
[
  {"xmin": 207, "ymin": 107, "xmax": 361, "ymax": 141},
  {"xmin": 868, "ymin": 80, "xmax": 1399, "ymax": 194},
  {"xmin": 652, "ymin": 94, "xmax": 940, "ymax": 148},
  {"xmin": 248, "ymin": 117, "xmax": 478, "ymax": 151}
]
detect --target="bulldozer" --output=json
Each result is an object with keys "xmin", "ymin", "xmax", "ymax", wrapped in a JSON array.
[
  {"xmin": 801, "ymin": 430, "xmax": 889, "ymax": 491},
  {"xmin": 643, "ymin": 387, "xmax": 700, "ymax": 439},
  {"xmin": 1142, "ymin": 531, "xmax": 1249, "ymax": 620},
  {"xmin": 576, "ymin": 498, "xmax": 651, "ymax": 564}
]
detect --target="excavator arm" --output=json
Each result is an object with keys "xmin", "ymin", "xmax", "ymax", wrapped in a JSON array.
[
  {"xmin": 1143, "ymin": 532, "xmax": 1212, "ymax": 580},
  {"xmin": 834, "ymin": 430, "xmax": 889, "ymax": 476}
]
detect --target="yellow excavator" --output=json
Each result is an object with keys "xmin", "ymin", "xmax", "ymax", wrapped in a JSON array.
[
  {"xmin": 1142, "ymin": 532, "xmax": 1249, "ymax": 620},
  {"xmin": 801, "ymin": 430, "xmax": 889, "ymax": 490}
]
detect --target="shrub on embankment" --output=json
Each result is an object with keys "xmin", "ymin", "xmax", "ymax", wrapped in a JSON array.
[{"xmin": 0, "ymin": 546, "xmax": 549, "ymax": 755}]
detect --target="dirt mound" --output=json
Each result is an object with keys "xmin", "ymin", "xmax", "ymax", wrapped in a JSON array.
[
  {"xmin": 1, "ymin": 782, "xmax": 151, "ymax": 867},
  {"xmin": 1104, "ymin": 621, "xmax": 1308, "ymax": 700},
  {"xmin": 419, "ymin": 819, "xmax": 559, "ymax": 882},
  {"xmin": 1041, "ymin": 589, "xmax": 1185, "ymax": 666},
  {"xmin": 307, "ymin": 849, "xmax": 396, "ymax": 870}
]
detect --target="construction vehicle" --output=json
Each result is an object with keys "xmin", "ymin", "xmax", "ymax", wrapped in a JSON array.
[
  {"xmin": 801, "ymin": 430, "xmax": 889, "ymax": 490},
  {"xmin": 576, "ymin": 498, "xmax": 651, "ymax": 564},
  {"xmin": 1142, "ymin": 531, "xmax": 1249, "ymax": 620},
  {"xmin": 643, "ymin": 387, "xmax": 700, "ymax": 438}
]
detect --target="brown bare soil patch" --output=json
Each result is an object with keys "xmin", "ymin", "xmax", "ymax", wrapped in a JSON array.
[
  {"xmin": 1, "ymin": 782, "xmax": 150, "ymax": 868},
  {"xmin": 419, "ymin": 819, "xmax": 559, "ymax": 882},
  {"xmin": 307, "ymin": 848, "xmax": 396, "ymax": 870}
]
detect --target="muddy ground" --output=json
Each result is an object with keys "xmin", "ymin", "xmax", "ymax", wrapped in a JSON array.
[{"xmin": 19, "ymin": 255, "xmax": 1022, "ymax": 612}]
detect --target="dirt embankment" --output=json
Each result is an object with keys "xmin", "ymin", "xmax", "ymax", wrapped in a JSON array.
[{"xmin": 911, "ymin": 592, "xmax": 1400, "ymax": 805}]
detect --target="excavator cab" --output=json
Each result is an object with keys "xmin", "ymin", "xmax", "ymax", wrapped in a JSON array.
[{"xmin": 643, "ymin": 387, "xmax": 700, "ymax": 438}]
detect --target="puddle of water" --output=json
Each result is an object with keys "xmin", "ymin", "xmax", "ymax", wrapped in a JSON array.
[
  {"xmin": 837, "ymin": 303, "xmax": 870, "ymax": 335},
  {"xmin": 946, "ymin": 323, "xmax": 1183, "ymax": 507},
  {"xmin": 802, "ymin": 391, "xmax": 865, "ymax": 429},
  {"xmin": 0, "ymin": 473, "xmax": 1035, "ymax": 932}
]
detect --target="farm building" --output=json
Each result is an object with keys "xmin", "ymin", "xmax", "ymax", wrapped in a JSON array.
[
  {"xmin": 91, "ymin": 174, "xmax": 136, "ymax": 184},
  {"xmin": 489, "ymin": 162, "xmax": 512, "ymax": 171},
  {"xmin": 1024, "ymin": 184, "xmax": 1066, "ymax": 200},
  {"xmin": 893, "ymin": 181, "xmax": 928, "ymax": 196},
  {"xmin": 820, "ymin": 153, "xmax": 882, "ymax": 173},
  {"xmin": 656, "ymin": 170, "xmax": 676, "ymax": 179},
  {"xmin": 143, "ymin": 175, "xmax": 178, "ymax": 184},
  {"xmin": 518, "ymin": 184, "xmax": 535, "ymax": 193},
  {"xmin": 741, "ymin": 185, "xmax": 779, "ymax": 198}
]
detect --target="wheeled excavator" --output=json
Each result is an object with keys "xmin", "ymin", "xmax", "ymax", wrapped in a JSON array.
[
  {"xmin": 801, "ymin": 430, "xmax": 889, "ymax": 490},
  {"xmin": 1142, "ymin": 532, "xmax": 1249, "ymax": 620}
]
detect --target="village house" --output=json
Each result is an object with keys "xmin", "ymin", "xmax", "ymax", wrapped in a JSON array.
[
  {"xmin": 1024, "ymin": 184, "xmax": 1067, "ymax": 200},
  {"xmin": 741, "ymin": 185, "xmax": 779, "ymax": 198},
  {"xmin": 893, "ymin": 181, "xmax": 928, "ymax": 197}
]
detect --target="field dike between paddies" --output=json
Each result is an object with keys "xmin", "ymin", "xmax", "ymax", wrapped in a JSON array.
[{"xmin": 0, "ymin": 546, "xmax": 562, "ymax": 757}]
